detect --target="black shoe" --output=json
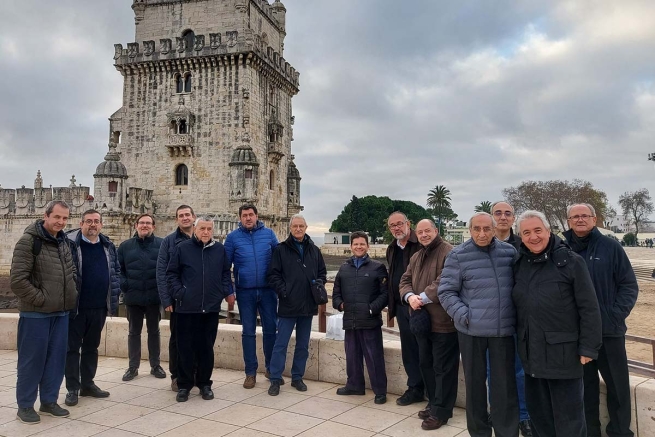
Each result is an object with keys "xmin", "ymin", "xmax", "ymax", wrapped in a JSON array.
[
  {"xmin": 150, "ymin": 365, "xmax": 166, "ymax": 379},
  {"xmin": 268, "ymin": 380, "xmax": 281, "ymax": 396},
  {"xmin": 290, "ymin": 379, "xmax": 307, "ymax": 392},
  {"xmin": 122, "ymin": 367, "xmax": 138, "ymax": 381},
  {"xmin": 264, "ymin": 370, "xmax": 285, "ymax": 385},
  {"xmin": 38, "ymin": 403, "xmax": 69, "ymax": 418},
  {"xmin": 396, "ymin": 388, "xmax": 424, "ymax": 406},
  {"xmin": 16, "ymin": 407, "xmax": 40, "ymax": 424},
  {"xmin": 336, "ymin": 387, "xmax": 365, "ymax": 396},
  {"xmin": 374, "ymin": 394, "xmax": 387, "ymax": 404},
  {"xmin": 200, "ymin": 386, "xmax": 214, "ymax": 400},
  {"xmin": 176, "ymin": 389, "xmax": 189, "ymax": 402},
  {"xmin": 519, "ymin": 419, "xmax": 533, "ymax": 437},
  {"xmin": 64, "ymin": 391, "xmax": 78, "ymax": 406},
  {"xmin": 80, "ymin": 383, "xmax": 110, "ymax": 398}
]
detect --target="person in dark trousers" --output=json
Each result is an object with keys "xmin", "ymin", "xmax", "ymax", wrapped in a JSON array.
[
  {"xmin": 157, "ymin": 204, "xmax": 195, "ymax": 392},
  {"xmin": 64, "ymin": 210, "xmax": 120, "ymax": 407},
  {"xmin": 385, "ymin": 211, "xmax": 424, "ymax": 406},
  {"xmin": 267, "ymin": 214, "xmax": 327, "ymax": 396},
  {"xmin": 513, "ymin": 210, "xmax": 602, "ymax": 437},
  {"xmin": 439, "ymin": 213, "xmax": 519, "ymax": 437},
  {"xmin": 564, "ymin": 203, "xmax": 638, "ymax": 437},
  {"xmin": 489, "ymin": 201, "xmax": 532, "ymax": 436},
  {"xmin": 10, "ymin": 200, "xmax": 78, "ymax": 424},
  {"xmin": 166, "ymin": 216, "xmax": 235, "ymax": 402},
  {"xmin": 400, "ymin": 219, "xmax": 457, "ymax": 431},
  {"xmin": 118, "ymin": 213, "xmax": 165, "ymax": 381},
  {"xmin": 332, "ymin": 231, "xmax": 388, "ymax": 404}
]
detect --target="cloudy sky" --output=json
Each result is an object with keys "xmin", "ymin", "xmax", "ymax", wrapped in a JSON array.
[{"xmin": 1, "ymin": 1, "xmax": 654, "ymax": 238}]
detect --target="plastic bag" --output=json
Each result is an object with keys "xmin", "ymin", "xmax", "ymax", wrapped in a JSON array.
[{"xmin": 326, "ymin": 313, "xmax": 345, "ymax": 340}]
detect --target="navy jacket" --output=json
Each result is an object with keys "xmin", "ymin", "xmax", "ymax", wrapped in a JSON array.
[
  {"xmin": 563, "ymin": 227, "xmax": 638, "ymax": 336},
  {"xmin": 118, "ymin": 234, "xmax": 163, "ymax": 306},
  {"xmin": 67, "ymin": 229, "xmax": 121, "ymax": 316},
  {"xmin": 166, "ymin": 236, "xmax": 233, "ymax": 314},
  {"xmin": 224, "ymin": 221, "xmax": 278, "ymax": 291},
  {"xmin": 268, "ymin": 234, "xmax": 327, "ymax": 318},
  {"xmin": 332, "ymin": 256, "xmax": 388, "ymax": 330},
  {"xmin": 157, "ymin": 228, "xmax": 191, "ymax": 309}
]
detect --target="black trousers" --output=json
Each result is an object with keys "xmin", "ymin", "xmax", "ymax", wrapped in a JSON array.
[
  {"xmin": 415, "ymin": 331, "xmax": 459, "ymax": 421},
  {"xmin": 176, "ymin": 312, "xmax": 219, "ymax": 391},
  {"xmin": 169, "ymin": 309, "xmax": 178, "ymax": 380},
  {"xmin": 344, "ymin": 328, "xmax": 387, "ymax": 396},
  {"xmin": 458, "ymin": 333, "xmax": 519, "ymax": 437},
  {"xmin": 65, "ymin": 307, "xmax": 107, "ymax": 391},
  {"xmin": 584, "ymin": 336, "xmax": 634, "ymax": 437},
  {"xmin": 525, "ymin": 375, "xmax": 586, "ymax": 437},
  {"xmin": 126, "ymin": 304, "xmax": 161, "ymax": 369},
  {"xmin": 395, "ymin": 304, "xmax": 425, "ymax": 393}
]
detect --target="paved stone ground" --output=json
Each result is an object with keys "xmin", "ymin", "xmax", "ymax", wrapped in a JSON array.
[{"xmin": 0, "ymin": 350, "xmax": 472, "ymax": 437}]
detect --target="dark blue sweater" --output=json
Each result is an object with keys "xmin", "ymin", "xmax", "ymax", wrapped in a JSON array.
[{"xmin": 79, "ymin": 239, "xmax": 109, "ymax": 309}]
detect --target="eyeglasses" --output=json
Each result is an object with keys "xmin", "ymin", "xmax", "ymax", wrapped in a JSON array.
[
  {"xmin": 137, "ymin": 221, "xmax": 154, "ymax": 226},
  {"xmin": 568, "ymin": 214, "xmax": 594, "ymax": 221},
  {"xmin": 388, "ymin": 221, "xmax": 407, "ymax": 229},
  {"xmin": 471, "ymin": 227, "xmax": 493, "ymax": 233},
  {"xmin": 493, "ymin": 211, "xmax": 513, "ymax": 217},
  {"xmin": 83, "ymin": 219, "xmax": 101, "ymax": 225}
]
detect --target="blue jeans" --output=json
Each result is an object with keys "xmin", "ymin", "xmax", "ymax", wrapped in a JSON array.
[
  {"xmin": 487, "ymin": 335, "xmax": 529, "ymax": 421},
  {"xmin": 269, "ymin": 316, "xmax": 313, "ymax": 381},
  {"xmin": 236, "ymin": 289, "xmax": 277, "ymax": 376},
  {"xmin": 16, "ymin": 315, "xmax": 69, "ymax": 408}
]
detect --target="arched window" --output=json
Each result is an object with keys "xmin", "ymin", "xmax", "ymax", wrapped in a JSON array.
[
  {"xmin": 184, "ymin": 73, "xmax": 192, "ymax": 93},
  {"xmin": 244, "ymin": 169, "xmax": 253, "ymax": 179},
  {"xmin": 269, "ymin": 170, "xmax": 274, "ymax": 190},
  {"xmin": 175, "ymin": 74, "xmax": 184, "ymax": 93},
  {"xmin": 182, "ymin": 30, "xmax": 195, "ymax": 53},
  {"xmin": 176, "ymin": 164, "xmax": 189, "ymax": 186},
  {"xmin": 178, "ymin": 119, "xmax": 187, "ymax": 134}
]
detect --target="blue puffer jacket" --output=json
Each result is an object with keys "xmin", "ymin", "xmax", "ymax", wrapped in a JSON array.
[
  {"xmin": 67, "ymin": 229, "xmax": 121, "ymax": 316},
  {"xmin": 224, "ymin": 221, "xmax": 278, "ymax": 291},
  {"xmin": 438, "ymin": 238, "xmax": 517, "ymax": 337}
]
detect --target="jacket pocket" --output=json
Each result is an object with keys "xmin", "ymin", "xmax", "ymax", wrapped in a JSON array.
[{"xmin": 544, "ymin": 331, "xmax": 578, "ymax": 367}]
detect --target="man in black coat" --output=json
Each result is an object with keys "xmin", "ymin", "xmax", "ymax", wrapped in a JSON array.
[
  {"xmin": 267, "ymin": 215, "xmax": 327, "ymax": 396},
  {"xmin": 332, "ymin": 231, "xmax": 389, "ymax": 404},
  {"xmin": 118, "ymin": 213, "xmax": 165, "ymax": 381},
  {"xmin": 564, "ymin": 203, "xmax": 638, "ymax": 437},
  {"xmin": 513, "ymin": 210, "xmax": 602, "ymax": 437},
  {"xmin": 385, "ymin": 211, "xmax": 424, "ymax": 406},
  {"xmin": 166, "ymin": 216, "xmax": 235, "ymax": 402}
]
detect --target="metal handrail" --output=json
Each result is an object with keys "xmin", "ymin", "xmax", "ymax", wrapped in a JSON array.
[{"xmin": 625, "ymin": 334, "xmax": 655, "ymax": 378}]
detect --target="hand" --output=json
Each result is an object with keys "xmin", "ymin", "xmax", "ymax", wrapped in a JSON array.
[
  {"xmin": 339, "ymin": 303, "xmax": 344, "ymax": 311},
  {"xmin": 164, "ymin": 305, "xmax": 173, "ymax": 312},
  {"xmin": 226, "ymin": 294, "xmax": 236, "ymax": 305},
  {"xmin": 409, "ymin": 295, "xmax": 424, "ymax": 311},
  {"xmin": 580, "ymin": 356, "xmax": 593, "ymax": 365}
]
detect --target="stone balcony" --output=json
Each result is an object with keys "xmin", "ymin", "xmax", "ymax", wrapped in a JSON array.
[
  {"xmin": 165, "ymin": 134, "xmax": 193, "ymax": 157},
  {"xmin": 267, "ymin": 142, "xmax": 284, "ymax": 163}
]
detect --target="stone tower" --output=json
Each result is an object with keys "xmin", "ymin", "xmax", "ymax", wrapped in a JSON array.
[{"xmin": 105, "ymin": 0, "xmax": 303, "ymax": 238}]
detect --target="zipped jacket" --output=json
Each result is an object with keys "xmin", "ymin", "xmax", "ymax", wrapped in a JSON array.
[
  {"xmin": 386, "ymin": 229, "xmax": 421, "ymax": 319},
  {"xmin": 117, "ymin": 233, "xmax": 163, "ymax": 306},
  {"xmin": 224, "ymin": 221, "xmax": 278, "ymax": 291},
  {"xmin": 157, "ymin": 228, "xmax": 191, "ymax": 309}
]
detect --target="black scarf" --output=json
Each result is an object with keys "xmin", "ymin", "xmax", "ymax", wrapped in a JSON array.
[{"xmin": 568, "ymin": 231, "xmax": 592, "ymax": 253}]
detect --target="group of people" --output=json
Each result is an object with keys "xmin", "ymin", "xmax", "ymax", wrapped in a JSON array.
[{"xmin": 8, "ymin": 199, "xmax": 639, "ymax": 437}]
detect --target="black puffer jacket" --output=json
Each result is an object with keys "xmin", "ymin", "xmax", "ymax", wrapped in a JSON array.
[
  {"xmin": 118, "ymin": 234, "xmax": 163, "ymax": 306},
  {"xmin": 157, "ymin": 228, "xmax": 191, "ymax": 309},
  {"xmin": 10, "ymin": 221, "xmax": 77, "ymax": 313},
  {"xmin": 513, "ymin": 234, "xmax": 602, "ymax": 379},
  {"xmin": 268, "ymin": 234, "xmax": 327, "ymax": 318},
  {"xmin": 332, "ymin": 256, "xmax": 388, "ymax": 330}
]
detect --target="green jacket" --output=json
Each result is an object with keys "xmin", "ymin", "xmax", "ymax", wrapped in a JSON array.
[{"xmin": 10, "ymin": 220, "xmax": 78, "ymax": 313}]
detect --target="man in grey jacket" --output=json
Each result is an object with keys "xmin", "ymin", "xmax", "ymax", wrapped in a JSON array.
[{"xmin": 438, "ymin": 212, "xmax": 519, "ymax": 437}]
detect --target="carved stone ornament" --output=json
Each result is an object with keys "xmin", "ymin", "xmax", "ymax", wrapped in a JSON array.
[
  {"xmin": 209, "ymin": 33, "xmax": 221, "ymax": 49},
  {"xmin": 227, "ymin": 31, "xmax": 238, "ymax": 48},
  {"xmin": 127, "ymin": 42, "xmax": 139, "ymax": 58},
  {"xmin": 242, "ymin": 87, "xmax": 250, "ymax": 99},
  {"xmin": 242, "ymin": 132, "xmax": 251, "ymax": 143},
  {"xmin": 160, "ymin": 38, "xmax": 172, "ymax": 54},
  {"xmin": 114, "ymin": 44, "xmax": 123, "ymax": 60},
  {"xmin": 143, "ymin": 40, "xmax": 155, "ymax": 56},
  {"xmin": 193, "ymin": 35, "xmax": 205, "ymax": 51},
  {"xmin": 176, "ymin": 37, "xmax": 186, "ymax": 53}
]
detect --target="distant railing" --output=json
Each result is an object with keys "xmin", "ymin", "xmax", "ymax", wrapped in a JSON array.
[{"xmin": 625, "ymin": 334, "xmax": 655, "ymax": 378}]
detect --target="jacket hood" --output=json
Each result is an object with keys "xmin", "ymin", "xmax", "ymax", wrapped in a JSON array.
[{"xmin": 26, "ymin": 220, "xmax": 65, "ymax": 242}]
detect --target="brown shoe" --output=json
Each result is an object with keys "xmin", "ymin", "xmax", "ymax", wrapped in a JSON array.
[
  {"xmin": 417, "ymin": 406, "xmax": 430, "ymax": 420},
  {"xmin": 243, "ymin": 375, "xmax": 256, "ymax": 389},
  {"xmin": 421, "ymin": 416, "xmax": 448, "ymax": 430}
]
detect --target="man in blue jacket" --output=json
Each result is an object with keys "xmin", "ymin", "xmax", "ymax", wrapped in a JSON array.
[
  {"xmin": 564, "ymin": 203, "xmax": 638, "ymax": 437},
  {"xmin": 166, "ymin": 216, "xmax": 235, "ymax": 402},
  {"xmin": 65, "ymin": 210, "xmax": 120, "ymax": 407},
  {"xmin": 224, "ymin": 204, "xmax": 279, "ymax": 389},
  {"xmin": 157, "ymin": 204, "xmax": 195, "ymax": 391}
]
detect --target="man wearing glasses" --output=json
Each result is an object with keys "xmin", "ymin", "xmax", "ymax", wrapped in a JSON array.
[
  {"xmin": 64, "ymin": 210, "xmax": 121, "ymax": 407},
  {"xmin": 385, "ymin": 212, "xmax": 424, "ymax": 406},
  {"xmin": 563, "ymin": 204, "xmax": 638, "ymax": 437},
  {"xmin": 118, "ymin": 213, "xmax": 165, "ymax": 382}
]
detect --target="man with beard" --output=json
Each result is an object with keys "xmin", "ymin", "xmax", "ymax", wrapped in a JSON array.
[
  {"xmin": 385, "ymin": 211, "xmax": 424, "ymax": 406},
  {"xmin": 400, "ymin": 219, "xmax": 457, "ymax": 430}
]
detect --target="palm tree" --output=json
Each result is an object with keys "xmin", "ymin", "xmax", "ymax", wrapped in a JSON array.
[
  {"xmin": 474, "ymin": 201, "xmax": 492, "ymax": 214},
  {"xmin": 427, "ymin": 185, "xmax": 452, "ymax": 229}
]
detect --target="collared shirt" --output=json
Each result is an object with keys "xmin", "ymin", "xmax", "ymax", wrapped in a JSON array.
[{"xmin": 81, "ymin": 234, "xmax": 100, "ymax": 244}]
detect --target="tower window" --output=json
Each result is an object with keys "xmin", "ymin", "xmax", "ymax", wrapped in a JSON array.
[
  {"xmin": 176, "ymin": 74, "xmax": 184, "ymax": 93},
  {"xmin": 269, "ymin": 170, "xmax": 274, "ymax": 190},
  {"xmin": 176, "ymin": 164, "xmax": 189, "ymax": 186},
  {"xmin": 182, "ymin": 30, "xmax": 195, "ymax": 53},
  {"xmin": 178, "ymin": 119, "xmax": 187, "ymax": 134},
  {"xmin": 184, "ymin": 74, "xmax": 192, "ymax": 92},
  {"xmin": 245, "ymin": 169, "xmax": 253, "ymax": 179}
]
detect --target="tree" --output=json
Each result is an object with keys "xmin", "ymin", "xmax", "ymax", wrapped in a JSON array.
[
  {"xmin": 330, "ymin": 195, "xmax": 433, "ymax": 243},
  {"xmin": 502, "ymin": 179, "xmax": 609, "ymax": 231},
  {"xmin": 474, "ymin": 201, "xmax": 492, "ymax": 214},
  {"xmin": 427, "ymin": 185, "xmax": 452, "ymax": 230},
  {"xmin": 622, "ymin": 232, "xmax": 636, "ymax": 247},
  {"xmin": 618, "ymin": 188, "xmax": 654, "ymax": 240}
]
